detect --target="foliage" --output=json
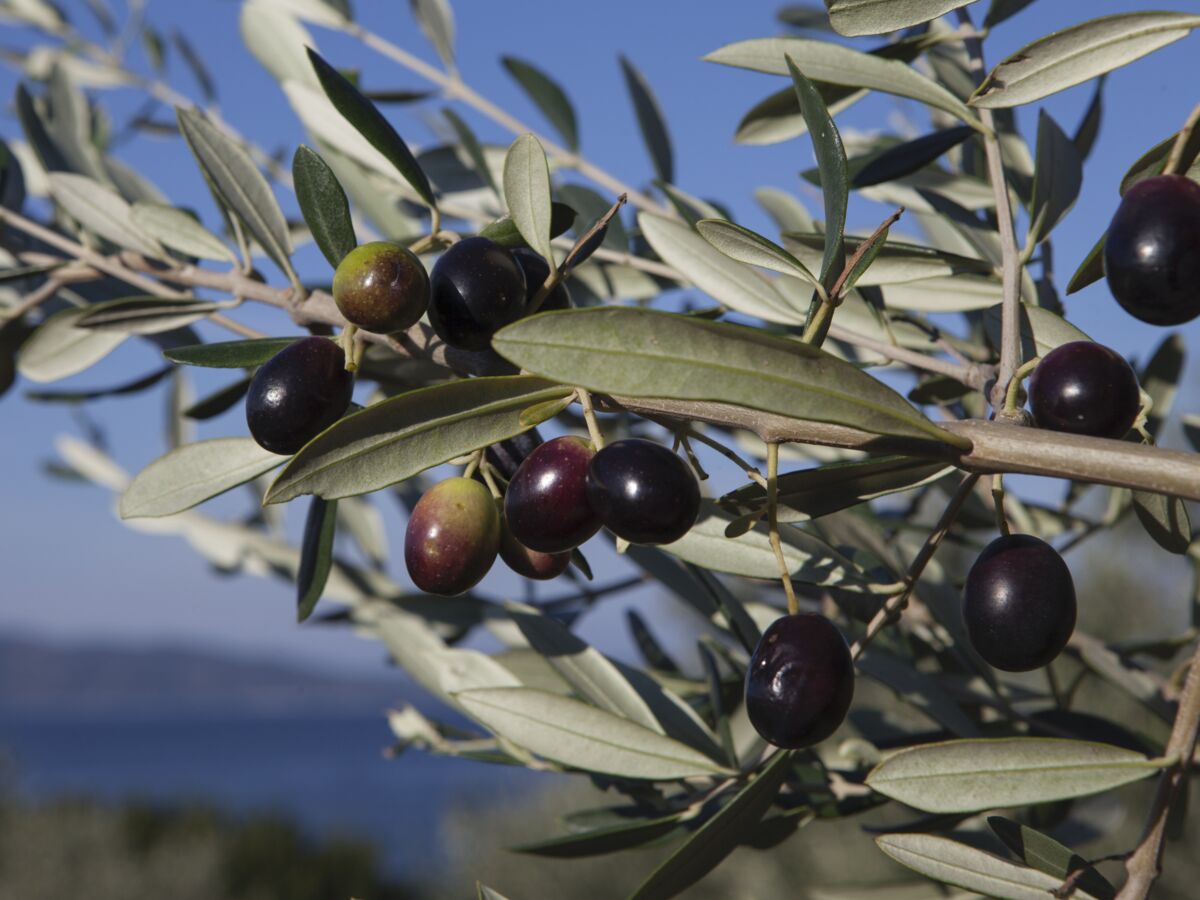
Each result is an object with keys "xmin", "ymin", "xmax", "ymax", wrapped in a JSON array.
[{"xmin": 2, "ymin": 1, "xmax": 1200, "ymax": 898}]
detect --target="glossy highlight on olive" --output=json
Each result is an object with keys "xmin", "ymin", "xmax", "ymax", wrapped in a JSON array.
[
  {"xmin": 504, "ymin": 435, "xmax": 600, "ymax": 554},
  {"xmin": 245, "ymin": 337, "xmax": 354, "ymax": 455},
  {"xmin": 963, "ymin": 534, "xmax": 1076, "ymax": 672},
  {"xmin": 1029, "ymin": 341, "xmax": 1141, "ymax": 440},
  {"xmin": 404, "ymin": 477, "xmax": 500, "ymax": 596},
  {"xmin": 745, "ymin": 613, "xmax": 855, "ymax": 749},
  {"xmin": 585, "ymin": 439, "xmax": 700, "ymax": 545}
]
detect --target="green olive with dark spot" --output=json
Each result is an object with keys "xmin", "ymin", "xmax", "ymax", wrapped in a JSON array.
[
  {"xmin": 404, "ymin": 477, "xmax": 500, "ymax": 596},
  {"xmin": 332, "ymin": 241, "xmax": 429, "ymax": 334}
]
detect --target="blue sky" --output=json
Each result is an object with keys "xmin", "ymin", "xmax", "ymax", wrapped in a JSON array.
[{"xmin": 1, "ymin": 0, "xmax": 1197, "ymax": 676}]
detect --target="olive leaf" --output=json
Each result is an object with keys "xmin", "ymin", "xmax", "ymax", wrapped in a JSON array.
[
  {"xmin": 293, "ymin": 145, "xmax": 357, "ymax": 268},
  {"xmin": 297, "ymin": 496, "xmax": 338, "ymax": 622},
  {"xmin": 502, "ymin": 133, "xmax": 555, "ymax": 264},
  {"xmin": 502, "ymin": 56, "xmax": 579, "ymax": 152},
  {"xmin": 619, "ymin": 55, "xmax": 673, "ymax": 184},
  {"xmin": 824, "ymin": 0, "xmax": 979, "ymax": 37}
]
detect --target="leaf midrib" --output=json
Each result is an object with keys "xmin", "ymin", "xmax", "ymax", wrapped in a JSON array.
[
  {"xmin": 882, "ymin": 839, "xmax": 1062, "ymax": 893},
  {"xmin": 874, "ymin": 757, "xmax": 1157, "ymax": 785}
]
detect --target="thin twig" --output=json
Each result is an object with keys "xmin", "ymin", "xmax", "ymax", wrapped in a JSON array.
[
  {"xmin": 1117, "ymin": 640, "xmax": 1200, "ymax": 898},
  {"xmin": 3, "ymin": 277, "xmax": 65, "ymax": 321},
  {"xmin": 766, "ymin": 442, "xmax": 800, "ymax": 616},
  {"xmin": 850, "ymin": 473, "xmax": 981, "ymax": 660},
  {"xmin": 1165, "ymin": 100, "xmax": 1200, "ymax": 175},
  {"xmin": 958, "ymin": 10, "xmax": 1022, "ymax": 414}
]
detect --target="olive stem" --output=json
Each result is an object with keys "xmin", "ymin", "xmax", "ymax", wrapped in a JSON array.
[
  {"xmin": 677, "ymin": 425, "xmax": 767, "ymax": 489},
  {"xmin": 766, "ymin": 442, "xmax": 800, "ymax": 617},
  {"xmin": 957, "ymin": 8, "xmax": 1024, "ymax": 416},
  {"xmin": 462, "ymin": 449, "xmax": 483, "ymax": 480},
  {"xmin": 992, "ymin": 473, "xmax": 1010, "ymax": 536},
  {"xmin": 1165, "ymin": 101, "xmax": 1200, "ymax": 175},
  {"xmin": 479, "ymin": 461, "xmax": 503, "ymax": 500},
  {"xmin": 527, "ymin": 269, "xmax": 564, "ymax": 316},
  {"xmin": 1045, "ymin": 661, "xmax": 1065, "ymax": 708},
  {"xmin": 1005, "ymin": 357, "xmax": 1040, "ymax": 412},
  {"xmin": 850, "ymin": 473, "xmax": 981, "ymax": 661},
  {"xmin": 339, "ymin": 324, "xmax": 359, "ymax": 373},
  {"xmin": 677, "ymin": 433, "xmax": 709, "ymax": 481},
  {"xmin": 577, "ymin": 388, "xmax": 606, "ymax": 449}
]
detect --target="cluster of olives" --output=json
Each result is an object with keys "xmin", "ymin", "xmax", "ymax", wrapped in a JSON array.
[{"xmin": 405, "ymin": 434, "xmax": 702, "ymax": 596}]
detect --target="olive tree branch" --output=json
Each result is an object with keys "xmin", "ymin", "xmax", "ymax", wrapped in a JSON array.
[
  {"xmin": 345, "ymin": 23, "xmax": 674, "ymax": 217},
  {"xmin": 1117, "ymin": 638, "xmax": 1200, "ymax": 899},
  {"xmin": 957, "ymin": 9, "xmax": 1023, "ymax": 414},
  {"xmin": 850, "ymin": 473, "xmax": 981, "ymax": 660}
]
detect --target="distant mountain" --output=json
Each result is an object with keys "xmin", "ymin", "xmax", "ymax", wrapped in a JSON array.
[{"xmin": 0, "ymin": 634, "xmax": 416, "ymax": 718}]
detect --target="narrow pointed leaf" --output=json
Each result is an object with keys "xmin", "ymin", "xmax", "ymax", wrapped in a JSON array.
[
  {"xmin": 723, "ymin": 456, "xmax": 953, "ymax": 523},
  {"xmin": 478, "ymin": 202, "xmax": 576, "ymax": 249},
  {"xmin": 706, "ymin": 38, "xmax": 980, "ymax": 127},
  {"xmin": 1066, "ymin": 231, "xmax": 1106, "ymax": 295},
  {"xmin": 293, "ymin": 145, "xmax": 357, "ymax": 268},
  {"xmin": 502, "ymin": 56, "xmax": 578, "ymax": 152},
  {"xmin": 971, "ymin": 12, "xmax": 1200, "ymax": 109},
  {"xmin": 1139, "ymin": 333, "xmax": 1185, "ymax": 441},
  {"xmin": 48, "ymin": 172, "xmax": 164, "ymax": 259},
  {"xmin": 1073, "ymin": 77, "xmax": 1105, "ymax": 162},
  {"xmin": 824, "ymin": 0, "xmax": 979, "ymax": 37},
  {"xmin": 619, "ymin": 56, "xmax": 673, "ymax": 184},
  {"xmin": 25, "ymin": 365, "xmax": 173, "ymax": 403},
  {"xmin": 307, "ymin": 47, "xmax": 437, "ymax": 211},
  {"xmin": 493, "ymin": 308, "xmax": 966, "ymax": 448},
  {"xmin": 171, "ymin": 30, "xmax": 215, "ymax": 102},
  {"xmin": 443, "ymin": 107, "xmax": 497, "ymax": 195},
  {"xmin": 454, "ymin": 687, "xmax": 731, "ymax": 779},
  {"xmin": 638, "ymin": 213, "xmax": 802, "ymax": 324},
  {"xmin": 787, "ymin": 56, "xmax": 846, "ymax": 287},
  {"xmin": 75, "ymin": 297, "xmax": 229, "ymax": 336},
  {"xmin": 512, "ymin": 814, "xmax": 683, "ymax": 858},
  {"xmin": 119, "ymin": 437, "xmax": 285, "ymax": 519},
  {"xmin": 409, "ymin": 0, "xmax": 455, "ymax": 70},
  {"xmin": 866, "ymin": 737, "xmax": 1163, "ymax": 813},
  {"xmin": 18, "ymin": 306, "xmax": 127, "ymax": 383},
  {"xmin": 987, "ymin": 817, "xmax": 1116, "ymax": 899},
  {"xmin": 1132, "ymin": 490, "xmax": 1191, "ymax": 555},
  {"xmin": 696, "ymin": 218, "xmax": 819, "ymax": 287},
  {"xmin": 297, "ymin": 497, "xmax": 338, "ymax": 622},
  {"xmin": 853, "ymin": 127, "xmax": 974, "ymax": 188},
  {"xmin": 502, "ymin": 133, "xmax": 554, "ymax": 264},
  {"xmin": 984, "ymin": 0, "xmax": 1037, "ymax": 28},
  {"xmin": 266, "ymin": 376, "xmax": 572, "ymax": 503},
  {"xmin": 176, "ymin": 107, "xmax": 296, "ymax": 281},
  {"xmin": 1028, "ymin": 111, "xmax": 1082, "ymax": 245},
  {"xmin": 558, "ymin": 184, "xmax": 629, "ymax": 252},
  {"xmin": 629, "ymin": 750, "xmax": 794, "ymax": 899},
  {"xmin": 876, "ymin": 833, "xmax": 1105, "ymax": 900},
  {"xmin": 130, "ymin": 203, "xmax": 236, "ymax": 263},
  {"xmin": 182, "ymin": 375, "xmax": 253, "ymax": 421},
  {"xmin": 164, "ymin": 337, "xmax": 304, "ymax": 368},
  {"xmin": 983, "ymin": 302, "xmax": 1090, "ymax": 359}
]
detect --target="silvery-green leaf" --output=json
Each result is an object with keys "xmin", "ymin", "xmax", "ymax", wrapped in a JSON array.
[
  {"xmin": 307, "ymin": 47, "xmax": 437, "ymax": 211},
  {"xmin": 130, "ymin": 203, "xmax": 237, "ymax": 263},
  {"xmin": 25, "ymin": 365, "xmax": 173, "ymax": 404},
  {"xmin": 783, "ymin": 232, "xmax": 992, "ymax": 286},
  {"xmin": 258, "ymin": 0, "xmax": 348, "ymax": 28},
  {"xmin": 297, "ymin": 496, "xmax": 337, "ymax": 622},
  {"xmin": 240, "ymin": 1, "xmax": 318, "ymax": 86},
  {"xmin": 706, "ymin": 37, "xmax": 979, "ymax": 127},
  {"xmin": 104, "ymin": 157, "xmax": 168, "ymax": 206},
  {"xmin": 2, "ymin": 0, "xmax": 64, "ymax": 30},
  {"xmin": 18, "ymin": 305, "xmax": 127, "ymax": 383},
  {"xmin": 48, "ymin": 172, "xmax": 164, "ymax": 259},
  {"xmin": 1028, "ymin": 110, "xmax": 1082, "ymax": 246},
  {"xmin": 502, "ymin": 56, "xmax": 578, "ymax": 152},
  {"xmin": 638, "ymin": 213, "xmax": 802, "ymax": 324},
  {"xmin": 1074, "ymin": 76, "xmax": 1105, "ymax": 162},
  {"xmin": 971, "ymin": 12, "xmax": 1200, "ymax": 109},
  {"xmin": 880, "ymin": 275, "xmax": 1001, "ymax": 312},
  {"xmin": 569, "ymin": 261, "xmax": 660, "ymax": 302},
  {"xmin": 442, "ymin": 108, "xmax": 497, "ymax": 196},
  {"xmin": 164, "ymin": 337, "xmax": 303, "ymax": 368},
  {"xmin": 629, "ymin": 751, "xmax": 793, "ymax": 899},
  {"xmin": 722, "ymin": 455, "xmax": 953, "ymax": 523},
  {"xmin": 664, "ymin": 501, "xmax": 870, "ymax": 588},
  {"xmin": 120, "ymin": 437, "xmax": 285, "ymax": 519},
  {"xmin": 1132, "ymin": 490, "xmax": 1191, "ymax": 556},
  {"xmin": 619, "ymin": 56, "xmax": 673, "ymax": 184},
  {"xmin": 410, "ymin": 0, "xmax": 455, "ymax": 70},
  {"xmin": 876, "ymin": 834, "xmax": 1104, "ymax": 900},
  {"xmin": 755, "ymin": 187, "xmax": 814, "ymax": 233},
  {"xmin": 658, "ymin": 182, "xmax": 724, "ymax": 224},
  {"xmin": 176, "ymin": 108, "xmax": 296, "ymax": 282},
  {"xmin": 787, "ymin": 56, "xmax": 846, "ymax": 287},
  {"xmin": 824, "ymin": 0, "xmax": 978, "ymax": 37},
  {"xmin": 478, "ymin": 202, "xmax": 576, "ymax": 249},
  {"xmin": 982, "ymin": 302, "xmax": 1090, "ymax": 360},
  {"xmin": 477, "ymin": 884, "xmax": 508, "ymax": 900},
  {"xmin": 866, "ymin": 737, "xmax": 1163, "ymax": 813},
  {"xmin": 284, "ymin": 81, "xmax": 399, "ymax": 179},
  {"xmin": 266, "ymin": 376, "xmax": 572, "ymax": 503},
  {"xmin": 987, "ymin": 817, "xmax": 1116, "ymax": 900},
  {"xmin": 502, "ymin": 133, "xmax": 554, "ymax": 264},
  {"xmin": 454, "ymin": 687, "xmax": 732, "ymax": 779},
  {"xmin": 507, "ymin": 603, "xmax": 663, "ymax": 733},
  {"xmin": 76, "ymin": 296, "xmax": 231, "ymax": 335},
  {"xmin": 293, "ymin": 145, "xmax": 357, "ymax": 268},
  {"xmin": 696, "ymin": 218, "xmax": 819, "ymax": 288},
  {"xmin": 984, "ymin": 0, "xmax": 1037, "ymax": 28},
  {"xmin": 493, "ymin": 307, "xmax": 965, "ymax": 447}
]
